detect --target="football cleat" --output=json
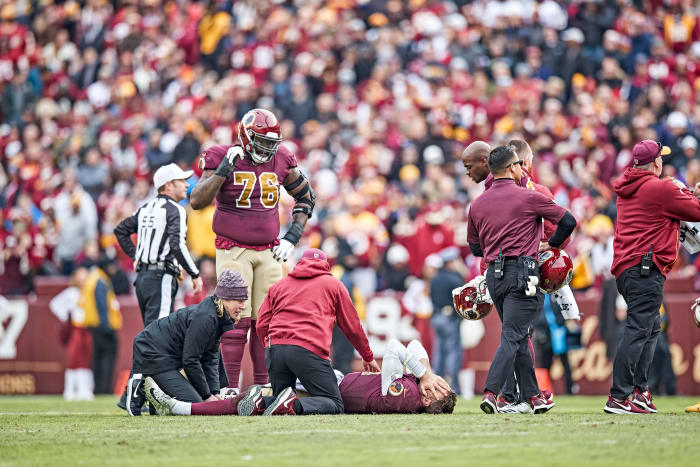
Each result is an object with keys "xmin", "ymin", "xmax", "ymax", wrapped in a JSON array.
[
  {"xmin": 144, "ymin": 377, "xmax": 175, "ymax": 416},
  {"xmin": 237, "ymin": 385, "xmax": 265, "ymax": 416},
  {"xmin": 262, "ymin": 387, "xmax": 298, "ymax": 416},
  {"xmin": 480, "ymin": 391, "xmax": 498, "ymax": 414},
  {"xmin": 499, "ymin": 402, "xmax": 534, "ymax": 414},
  {"xmin": 530, "ymin": 393, "xmax": 555, "ymax": 414},
  {"xmin": 631, "ymin": 388, "xmax": 657, "ymax": 413},
  {"xmin": 496, "ymin": 396, "xmax": 512, "ymax": 412},
  {"xmin": 604, "ymin": 396, "xmax": 649, "ymax": 415},
  {"xmin": 126, "ymin": 374, "xmax": 146, "ymax": 417}
]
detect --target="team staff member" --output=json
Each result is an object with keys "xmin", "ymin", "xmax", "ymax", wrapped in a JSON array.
[
  {"xmin": 114, "ymin": 163, "xmax": 203, "ymax": 324},
  {"xmin": 143, "ymin": 339, "xmax": 456, "ymax": 416},
  {"xmin": 190, "ymin": 108, "xmax": 315, "ymax": 394},
  {"xmin": 606, "ymin": 140, "xmax": 700, "ymax": 414},
  {"xmin": 462, "ymin": 141, "xmax": 551, "ymax": 412},
  {"xmin": 467, "ymin": 146, "xmax": 576, "ymax": 414},
  {"xmin": 125, "ymin": 270, "xmax": 247, "ymax": 416},
  {"xmin": 255, "ymin": 248, "xmax": 379, "ymax": 416}
]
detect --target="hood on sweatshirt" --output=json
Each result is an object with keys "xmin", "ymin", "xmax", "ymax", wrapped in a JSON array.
[
  {"xmin": 614, "ymin": 168, "xmax": 658, "ymax": 199},
  {"xmin": 289, "ymin": 257, "xmax": 332, "ymax": 279}
]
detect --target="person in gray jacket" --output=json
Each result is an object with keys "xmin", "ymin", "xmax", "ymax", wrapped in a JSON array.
[{"xmin": 126, "ymin": 270, "xmax": 247, "ymax": 416}]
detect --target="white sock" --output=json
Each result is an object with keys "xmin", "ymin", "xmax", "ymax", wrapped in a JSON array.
[
  {"xmin": 171, "ymin": 401, "xmax": 192, "ymax": 416},
  {"xmin": 75, "ymin": 369, "xmax": 94, "ymax": 400}
]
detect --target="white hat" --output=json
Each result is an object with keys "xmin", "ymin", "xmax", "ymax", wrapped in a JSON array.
[
  {"xmin": 153, "ymin": 163, "xmax": 193, "ymax": 190},
  {"xmin": 562, "ymin": 28, "xmax": 584, "ymax": 44},
  {"xmin": 424, "ymin": 254, "xmax": 444, "ymax": 270},
  {"xmin": 681, "ymin": 135, "xmax": 697, "ymax": 150},
  {"xmin": 387, "ymin": 244, "xmax": 410, "ymax": 266},
  {"xmin": 666, "ymin": 111, "xmax": 688, "ymax": 129}
]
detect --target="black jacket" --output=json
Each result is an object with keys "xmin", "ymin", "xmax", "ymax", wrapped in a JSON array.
[
  {"xmin": 430, "ymin": 268, "xmax": 464, "ymax": 317},
  {"xmin": 132, "ymin": 296, "xmax": 234, "ymax": 399}
]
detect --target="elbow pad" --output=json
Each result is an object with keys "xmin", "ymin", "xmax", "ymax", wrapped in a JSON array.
[{"xmin": 287, "ymin": 173, "xmax": 316, "ymax": 218}]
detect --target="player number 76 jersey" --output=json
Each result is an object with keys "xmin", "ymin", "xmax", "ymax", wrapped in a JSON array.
[{"xmin": 200, "ymin": 144, "xmax": 298, "ymax": 246}]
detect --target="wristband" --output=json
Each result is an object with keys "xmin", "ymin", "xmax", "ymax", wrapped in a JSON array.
[{"xmin": 282, "ymin": 222, "xmax": 304, "ymax": 246}]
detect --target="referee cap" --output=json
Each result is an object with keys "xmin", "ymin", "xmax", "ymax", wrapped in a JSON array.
[{"xmin": 153, "ymin": 163, "xmax": 193, "ymax": 190}]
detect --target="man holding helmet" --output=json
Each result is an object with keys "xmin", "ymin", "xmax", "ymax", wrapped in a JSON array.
[
  {"xmin": 467, "ymin": 145, "xmax": 576, "ymax": 414},
  {"xmin": 190, "ymin": 108, "xmax": 315, "ymax": 395},
  {"xmin": 606, "ymin": 140, "xmax": 700, "ymax": 414}
]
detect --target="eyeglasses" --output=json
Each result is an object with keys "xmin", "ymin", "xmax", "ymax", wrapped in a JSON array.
[{"xmin": 506, "ymin": 160, "xmax": 524, "ymax": 169}]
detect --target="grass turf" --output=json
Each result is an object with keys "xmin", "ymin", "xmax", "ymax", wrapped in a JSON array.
[{"xmin": 0, "ymin": 395, "xmax": 697, "ymax": 467}]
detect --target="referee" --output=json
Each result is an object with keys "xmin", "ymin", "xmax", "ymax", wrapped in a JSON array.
[
  {"xmin": 467, "ymin": 146, "xmax": 576, "ymax": 414},
  {"xmin": 115, "ymin": 163, "xmax": 203, "ymax": 322}
]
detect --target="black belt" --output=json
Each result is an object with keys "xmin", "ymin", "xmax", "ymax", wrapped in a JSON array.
[{"xmin": 489, "ymin": 256, "xmax": 519, "ymax": 266}]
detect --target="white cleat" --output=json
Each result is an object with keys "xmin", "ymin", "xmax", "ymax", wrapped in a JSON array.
[
  {"xmin": 499, "ymin": 401, "xmax": 535, "ymax": 414},
  {"xmin": 144, "ymin": 377, "xmax": 175, "ymax": 416}
]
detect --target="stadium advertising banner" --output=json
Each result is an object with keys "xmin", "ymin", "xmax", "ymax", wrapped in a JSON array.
[{"xmin": 0, "ymin": 291, "xmax": 698, "ymax": 395}]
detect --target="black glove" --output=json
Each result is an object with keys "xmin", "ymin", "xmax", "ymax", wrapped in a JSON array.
[{"xmin": 214, "ymin": 146, "xmax": 244, "ymax": 178}]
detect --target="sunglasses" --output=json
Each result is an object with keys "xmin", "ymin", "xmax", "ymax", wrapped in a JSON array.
[{"xmin": 506, "ymin": 160, "xmax": 524, "ymax": 169}]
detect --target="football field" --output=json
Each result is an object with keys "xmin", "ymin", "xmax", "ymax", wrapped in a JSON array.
[{"xmin": 1, "ymin": 395, "xmax": 697, "ymax": 467}]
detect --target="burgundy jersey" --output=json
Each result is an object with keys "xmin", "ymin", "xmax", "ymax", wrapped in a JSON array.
[
  {"xmin": 339, "ymin": 372, "xmax": 422, "ymax": 414},
  {"xmin": 199, "ymin": 144, "xmax": 297, "ymax": 247}
]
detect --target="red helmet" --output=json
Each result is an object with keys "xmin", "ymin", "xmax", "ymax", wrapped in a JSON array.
[
  {"xmin": 238, "ymin": 108, "xmax": 282, "ymax": 164},
  {"xmin": 453, "ymin": 276, "xmax": 493, "ymax": 320},
  {"xmin": 538, "ymin": 248, "xmax": 574, "ymax": 294}
]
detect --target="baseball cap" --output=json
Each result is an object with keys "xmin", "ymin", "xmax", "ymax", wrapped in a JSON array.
[
  {"xmin": 301, "ymin": 248, "xmax": 327, "ymax": 262},
  {"xmin": 153, "ymin": 163, "xmax": 193, "ymax": 190},
  {"xmin": 631, "ymin": 140, "xmax": 671, "ymax": 166}
]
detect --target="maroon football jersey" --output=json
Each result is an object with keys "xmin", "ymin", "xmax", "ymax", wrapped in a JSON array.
[
  {"xmin": 199, "ymin": 144, "xmax": 297, "ymax": 247},
  {"xmin": 339, "ymin": 372, "xmax": 422, "ymax": 414}
]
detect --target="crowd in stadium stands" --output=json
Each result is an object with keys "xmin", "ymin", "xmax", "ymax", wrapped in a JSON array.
[{"xmin": 1, "ymin": 0, "xmax": 699, "ymax": 311}]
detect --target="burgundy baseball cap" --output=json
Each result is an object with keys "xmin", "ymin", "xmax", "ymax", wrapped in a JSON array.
[
  {"xmin": 301, "ymin": 248, "xmax": 327, "ymax": 262},
  {"xmin": 632, "ymin": 140, "xmax": 671, "ymax": 166}
]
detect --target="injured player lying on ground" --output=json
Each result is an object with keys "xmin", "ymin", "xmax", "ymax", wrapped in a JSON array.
[{"xmin": 144, "ymin": 339, "xmax": 457, "ymax": 416}]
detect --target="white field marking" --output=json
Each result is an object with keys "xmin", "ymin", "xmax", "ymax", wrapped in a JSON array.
[{"xmin": 241, "ymin": 455, "xmax": 253, "ymax": 461}]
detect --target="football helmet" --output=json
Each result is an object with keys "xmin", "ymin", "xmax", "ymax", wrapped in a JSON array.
[
  {"xmin": 538, "ymin": 248, "xmax": 574, "ymax": 294},
  {"xmin": 239, "ymin": 108, "xmax": 282, "ymax": 164},
  {"xmin": 692, "ymin": 297, "xmax": 700, "ymax": 328},
  {"xmin": 452, "ymin": 275, "xmax": 493, "ymax": 320}
]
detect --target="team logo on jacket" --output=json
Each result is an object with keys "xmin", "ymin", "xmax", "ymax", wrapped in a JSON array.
[{"xmin": 388, "ymin": 381, "xmax": 405, "ymax": 397}]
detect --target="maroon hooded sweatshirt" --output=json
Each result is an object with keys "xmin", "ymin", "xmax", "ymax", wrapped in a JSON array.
[
  {"xmin": 611, "ymin": 168, "xmax": 700, "ymax": 278},
  {"xmin": 256, "ymin": 258, "xmax": 374, "ymax": 362}
]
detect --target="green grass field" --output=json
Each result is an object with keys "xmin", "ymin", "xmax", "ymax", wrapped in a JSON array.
[{"xmin": 1, "ymin": 395, "xmax": 697, "ymax": 467}]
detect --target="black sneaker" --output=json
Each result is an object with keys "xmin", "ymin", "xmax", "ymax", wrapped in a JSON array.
[
  {"xmin": 126, "ymin": 374, "xmax": 146, "ymax": 417},
  {"xmin": 117, "ymin": 390, "xmax": 127, "ymax": 411}
]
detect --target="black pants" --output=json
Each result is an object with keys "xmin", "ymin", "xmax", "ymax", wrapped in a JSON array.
[
  {"xmin": 649, "ymin": 332, "xmax": 677, "ymax": 395},
  {"xmin": 265, "ymin": 344, "xmax": 343, "ymax": 415},
  {"xmin": 500, "ymin": 294, "xmax": 541, "ymax": 402},
  {"xmin": 90, "ymin": 328, "xmax": 118, "ymax": 394},
  {"xmin": 151, "ymin": 369, "xmax": 203, "ymax": 403},
  {"xmin": 134, "ymin": 269, "xmax": 178, "ymax": 326},
  {"xmin": 611, "ymin": 264, "xmax": 664, "ymax": 399},
  {"xmin": 484, "ymin": 261, "xmax": 539, "ymax": 399}
]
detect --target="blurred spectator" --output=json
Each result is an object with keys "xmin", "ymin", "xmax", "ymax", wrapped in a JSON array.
[
  {"xmin": 429, "ymin": 247, "xmax": 465, "ymax": 394},
  {"xmin": 80, "ymin": 257, "xmax": 122, "ymax": 395},
  {"xmin": 50, "ymin": 267, "xmax": 94, "ymax": 401}
]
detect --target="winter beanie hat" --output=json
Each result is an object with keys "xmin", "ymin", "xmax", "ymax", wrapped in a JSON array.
[{"xmin": 215, "ymin": 270, "xmax": 248, "ymax": 300}]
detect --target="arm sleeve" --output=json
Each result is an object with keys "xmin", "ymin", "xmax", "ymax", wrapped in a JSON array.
[
  {"xmin": 548, "ymin": 211, "xmax": 577, "ymax": 248},
  {"xmin": 335, "ymin": 282, "xmax": 374, "ymax": 362},
  {"xmin": 255, "ymin": 293, "xmax": 273, "ymax": 346},
  {"xmin": 94, "ymin": 280, "xmax": 109, "ymax": 331},
  {"xmin": 661, "ymin": 182, "xmax": 700, "ymax": 222},
  {"xmin": 201, "ymin": 342, "xmax": 220, "ymax": 394},
  {"xmin": 182, "ymin": 315, "xmax": 217, "ymax": 399},
  {"xmin": 113, "ymin": 210, "xmax": 139, "ymax": 260},
  {"xmin": 469, "ymin": 243, "xmax": 483, "ymax": 257},
  {"xmin": 165, "ymin": 202, "xmax": 200, "ymax": 278}
]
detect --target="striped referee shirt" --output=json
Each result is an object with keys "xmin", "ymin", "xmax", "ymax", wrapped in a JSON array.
[{"xmin": 114, "ymin": 194, "xmax": 199, "ymax": 278}]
